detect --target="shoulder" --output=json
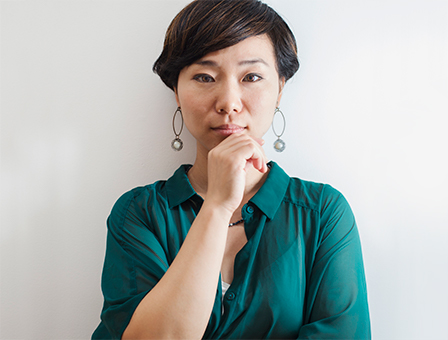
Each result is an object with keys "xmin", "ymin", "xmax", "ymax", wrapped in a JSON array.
[
  {"xmin": 286, "ymin": 177, "xmax": 347, "ymax": 214},
  {"xmin": 107, "ymin": 180, "xmax": 169, "ymax": 229},
  {"xmin": 113, "ymin": 181, "xmax": 168, "ymax": 210},
  {"xmin": 286, "ymin": 177, "xmax": 358, "ymax": 249},
  {"xmin": 106, "ymin": 164, "xmax": 193, "ymax": 232}
]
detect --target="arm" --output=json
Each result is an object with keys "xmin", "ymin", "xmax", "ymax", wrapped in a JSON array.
[
  {"xmin": 121, "ymin": 200, "xmax": 231, "ymax": 339},
  {"xmin": 298, "ymin": 186, "xmax": 371, "ymax": 339},
  {"xmin": 94, "ymin": 190, "xmax": 231, "ymax": 339},
  {"xmin": 121, "ymin": 134, "xmax": 267, "ymax": 339}
]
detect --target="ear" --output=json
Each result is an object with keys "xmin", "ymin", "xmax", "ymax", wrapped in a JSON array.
[
  {"xmin": 173, "ymin": 86, "xmax": 181, "ymax": 107},
  {"xmin": 276, "ymin": 77, "xmax": 286, "ymax": 106}
]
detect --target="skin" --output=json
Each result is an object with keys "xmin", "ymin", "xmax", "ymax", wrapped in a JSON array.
[{"xmin": 123, "ymin": 34, "xmax": 285, "ymax": 340}]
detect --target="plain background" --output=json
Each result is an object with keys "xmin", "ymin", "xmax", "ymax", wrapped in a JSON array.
[{"xmin": 1, "ymin": 0, "xmax": 447, "ymax": 339}]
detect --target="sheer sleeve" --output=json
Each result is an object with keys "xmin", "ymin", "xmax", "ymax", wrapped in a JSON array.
[
  {"xmin": 92, "ymin": 188, "xmax": 169, "ymax": 340},
  {"xmin": 298, "ymin": 185, "xmax": 371, "ymax": 339}
]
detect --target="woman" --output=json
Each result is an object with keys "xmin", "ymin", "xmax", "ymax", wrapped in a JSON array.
[{"xmin": 93, "ymin": 0, "xmax": 371, "ymax": 339}]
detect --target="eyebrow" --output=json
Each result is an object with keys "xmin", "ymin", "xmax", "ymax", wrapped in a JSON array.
[
  {"xmin": 238, "ymin": 58, "xmax": 269, "ymax": 66},
  {"xmin": 193, "ymin": 58, "xmax": 269, "ymax": 67}
]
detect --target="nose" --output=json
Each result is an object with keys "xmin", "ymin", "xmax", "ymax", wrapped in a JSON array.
[{"xmin": 215, "ymin": 80, "xmax": 243, "ymax": 114}]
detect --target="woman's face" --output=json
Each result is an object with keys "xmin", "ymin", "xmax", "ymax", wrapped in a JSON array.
[{"xmin": 175, "ymin": 34, "xmax": 285, "ymax": 155}]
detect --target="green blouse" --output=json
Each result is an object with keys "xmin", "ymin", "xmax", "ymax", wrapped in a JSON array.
[{"xmin": 92, "ymin": 162, "xmax": 371, "ymax": 339}]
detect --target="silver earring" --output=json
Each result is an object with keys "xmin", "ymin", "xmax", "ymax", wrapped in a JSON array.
[
  {"xmin": 272, "ymin": 107, "xmax": 286, "ymax": 152},
  {"xmin": 171, "ymin": 107, "xmax": 184, "ymax": 151}
]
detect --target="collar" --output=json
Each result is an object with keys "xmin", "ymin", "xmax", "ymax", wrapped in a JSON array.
[
  {"xmin": 166, "ymin": 164, "xmax": 197, "ymax": 209},
  {"xmin": 166, "ymin": 162, "xmax": 290, "ymax": 219},
  {"xmin": 250, "ymin": 161, "xmax": 290, "ymax": 220}
]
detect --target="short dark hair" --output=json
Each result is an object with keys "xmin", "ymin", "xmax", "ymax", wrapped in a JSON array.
[{"xmin": 153, "ymin": 0, "xmax": 299, "ymax": 91}]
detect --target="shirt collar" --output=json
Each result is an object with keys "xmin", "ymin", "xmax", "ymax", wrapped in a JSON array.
[
  {"xmin": 166, "ymin": 164, "xmax": 197, "ymax": 209},
  {"xmin": 166, "ymin": 162, "xmax": 290, "ymax": 219},
  {"xmin": 250, "ymin": 161, "xmax": 290, "ymax": 220}
]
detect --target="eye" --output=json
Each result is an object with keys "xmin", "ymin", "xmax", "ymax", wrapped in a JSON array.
[
  {"xmin": 243, "ymin": 73, "xmax": 263, "ymax": 82},
  {"xmin": 193, "ymin": 74, "xmax": 215, "ymax": 83}
]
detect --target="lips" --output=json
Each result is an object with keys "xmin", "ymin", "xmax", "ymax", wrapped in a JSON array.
[{"xmin": 212, "ymin": 124, "xmax": 246, "ymax": 136}]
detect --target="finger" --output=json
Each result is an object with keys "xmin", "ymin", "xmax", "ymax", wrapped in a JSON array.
[
  {"xmin": 221, "ymin": 134, "xmax": 264, "ymax": 153},
  {"xmin": 212, "ymin": 134, "xmax": 268, "ymax": 172},
  {"xmin": 248, "ymin": 150, "xmax": 268, "ymax": 173},
  {"xmin": 253, "ymin": 137, "xmax": 265, "ymax": 146},
  {"xmin": 238, "ymin": 140, "xmax": 267, "ymax": 173}
]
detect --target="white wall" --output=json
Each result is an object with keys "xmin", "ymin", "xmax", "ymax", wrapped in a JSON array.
[{"xmin": 1, "ymin": 0, "xmax": 447, "ymax": 339}]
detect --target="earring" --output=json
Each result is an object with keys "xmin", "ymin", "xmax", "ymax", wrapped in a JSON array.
[
  {"xmin": 272, "ymin": 107, "xmax": 286, "ymax": 152},
  {"xmin": 171, "ymin": 107, "xmax": 184, "ymax": 151}
]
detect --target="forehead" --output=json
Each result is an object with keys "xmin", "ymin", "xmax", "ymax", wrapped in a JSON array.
[{"xmin": 196, "ymin": 34, "xmax": 276, "ymax": 66}]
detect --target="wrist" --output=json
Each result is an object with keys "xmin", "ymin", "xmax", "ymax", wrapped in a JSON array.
[{"xmin": 200, "ymin": 199, "xmax": 234, "ymax": 225}]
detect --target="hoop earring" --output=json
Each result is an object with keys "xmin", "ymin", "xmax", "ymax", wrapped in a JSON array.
[
  {"xmin": 272, "ymin": 107, "xmax": 286, "ymax": 152},
  {"xmin": 171, "ymin": 107, "xmax": 184, "ymax": 151}
]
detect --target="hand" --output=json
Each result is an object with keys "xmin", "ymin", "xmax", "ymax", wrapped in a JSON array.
[{"xmin": 205, "ymin": 133, "xmax": 268, "ymax": 214}]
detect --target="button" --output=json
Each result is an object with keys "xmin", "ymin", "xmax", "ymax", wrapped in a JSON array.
[
  {"xmin": 226, "ymin": 292, "xmax": 236, "ymax": 300},
  {"xmin": 245, "ymin": 205, "xmax": 254, "ymax": 214}
]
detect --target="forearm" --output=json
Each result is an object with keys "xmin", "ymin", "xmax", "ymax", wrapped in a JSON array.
[{"xmin": 122, "ymin": 200, "xmax": 231, "ymax": 340}]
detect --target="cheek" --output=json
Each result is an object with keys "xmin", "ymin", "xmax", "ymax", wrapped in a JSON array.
[
  {"xmin": 249, "ymin": 90, "xmax": 278, "ymax": 116},
  {"xmin": 181, "ymin": 105, "xmax": 209, "ymax": 136},
  {"xmin": 178, "ymin": 85, "xmax": 211, "ymax": 111},
  {"xmin": 251, "ymin": 81, "xmax": 280, "ymax": 104},
  {"xmin": 249, "ymin": 90, "xmax": 278, "ymax": 134},
  {"xmin": 182, "ymin": 110, "xmax": 200, "ymax": 130}
]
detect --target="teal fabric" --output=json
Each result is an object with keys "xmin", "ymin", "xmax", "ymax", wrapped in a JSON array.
[{"xmin": 92, "ymin": 162, "xmax": 371, "ymax": 339}]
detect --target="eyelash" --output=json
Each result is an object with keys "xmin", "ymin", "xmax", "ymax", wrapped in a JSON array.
[
  {"xmin": 243, "ymin": 73, "xmax": 262, "ymax": 82},
  {"xmin": 193, "ymin": 74, "xmax": 214, "ymax": 83},
  {"xmin": 193, "ymin": 73, "xmax": 263, "ymax": 83}
]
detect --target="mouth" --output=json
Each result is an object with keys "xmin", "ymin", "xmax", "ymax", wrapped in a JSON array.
[{"xmin": 212, "ymin": 124, "xmax": 246, "ymax": 136}]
